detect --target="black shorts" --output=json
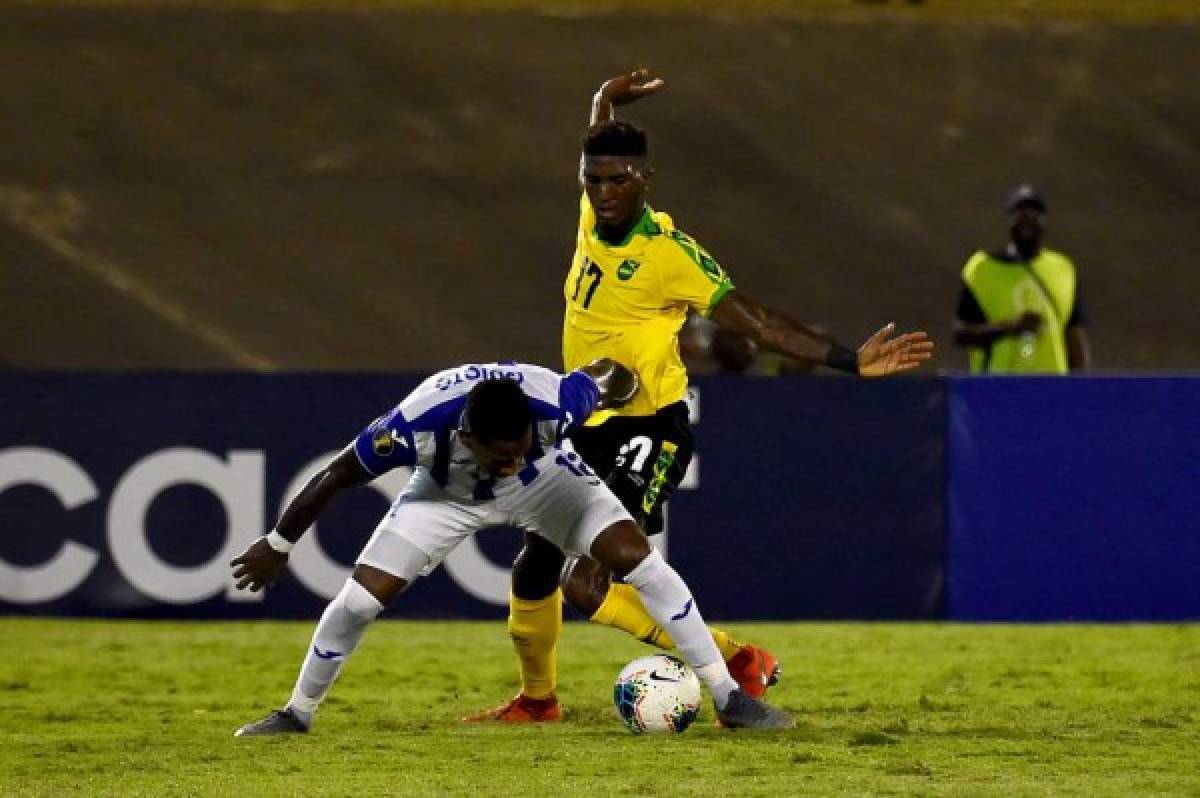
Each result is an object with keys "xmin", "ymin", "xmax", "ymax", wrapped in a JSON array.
[{"xmin": 567, "ymin": 401, "xmax": 694, "ymax": 537}]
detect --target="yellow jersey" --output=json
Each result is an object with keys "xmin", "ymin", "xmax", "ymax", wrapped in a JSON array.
[{"xmin": 562, "ymin": 194, "xmax": 734, "ymax": 424}]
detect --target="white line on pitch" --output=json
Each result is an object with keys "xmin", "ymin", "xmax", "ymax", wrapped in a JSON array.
[{"xmin": 0, "ymin": 187, "xmax": 277, "ymax": 371}]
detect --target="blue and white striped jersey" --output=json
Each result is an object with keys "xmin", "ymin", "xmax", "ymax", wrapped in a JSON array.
[{"xmin": 351, "ymin": 361, "xmax": 600, "ymax": 500}]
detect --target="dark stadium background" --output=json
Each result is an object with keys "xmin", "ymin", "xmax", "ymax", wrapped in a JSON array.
[{"xmin": 1, "ymin": 5, "xmax": 1197, "ymax": 372}]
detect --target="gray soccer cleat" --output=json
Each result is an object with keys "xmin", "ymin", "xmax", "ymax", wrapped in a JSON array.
[
  {"xmin": 234, "ymin": 707, "xmax": 310, "ymax": 737},
  {"xmin": 715, "ymin": 689, "xmax": 796, "ymax": 730}
]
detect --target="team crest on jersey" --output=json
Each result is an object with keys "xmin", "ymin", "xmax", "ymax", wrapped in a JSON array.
[
  {"xmin": 617, "ymin": 259, "xmax": 640, "ymax": 281},
  {"xmin": 372, "ymin": 427, "xmax": 394, "ymax": 456}
]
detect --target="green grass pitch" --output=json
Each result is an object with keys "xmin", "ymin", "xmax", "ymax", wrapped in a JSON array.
[{"xmin": 2, "ymin": 619, "xmax": 1197, "ymax": 796}]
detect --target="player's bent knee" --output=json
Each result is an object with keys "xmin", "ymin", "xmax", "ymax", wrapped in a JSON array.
[
  {"xmin": 351, "ymin": 564, "xmax": 408, "ymax": 607},
  {"xmin": 562, "ymin": 557, "xmax": 612, "ymax": 616},
  {"xmin": 589, "ymin": 519, "xmax": 653, "ymax": 579}
]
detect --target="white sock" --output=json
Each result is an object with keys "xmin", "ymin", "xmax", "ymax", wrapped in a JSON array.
[
  {"xmin": 287, "ymin": 578, "xmax": 383, "ymax": 724},
  {"xmin": 623, "ymin": 549, "xmax": 739, "ymax": 710},
  {"xmin": 695, "ymin": 663, "xmax": 737, "ymax": 709}
]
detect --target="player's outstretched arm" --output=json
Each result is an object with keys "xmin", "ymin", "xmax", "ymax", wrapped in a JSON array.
[
  {"xmin": 580, "ymin": 358, "xmax": 639, "ymax": 410},
  {"xmin": 230, "ymin": 446, "xmax": 373, "ymax": 592},
  {"xmin": 711, "ymin": 290, "xmax": 843, "ymax": 367},
  {"xmin": 711, "ymin": 290, "xmax": 934, "ymax": 377},
  {"xmin": 590, "ymin": 67, "xmax": 666, "ymax": 126}
]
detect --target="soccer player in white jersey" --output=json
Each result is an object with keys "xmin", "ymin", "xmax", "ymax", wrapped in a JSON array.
[{"xmin": 231, "ymin": 359, "xmax": 793, "ymax": 734}]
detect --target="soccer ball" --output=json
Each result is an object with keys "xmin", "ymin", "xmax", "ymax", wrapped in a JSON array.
[{"xmin": 613, "ymin": 654, "xmax": 703, "ymax": 734}]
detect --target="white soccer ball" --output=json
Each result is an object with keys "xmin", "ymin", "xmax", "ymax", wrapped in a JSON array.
[{"xmin": 613, "ymin": 654, "xmax": 703, "ymax": 734}]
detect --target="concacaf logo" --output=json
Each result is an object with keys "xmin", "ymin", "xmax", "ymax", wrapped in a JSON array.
[{"xmin": 372, "ymin": 427, "xmax": 394, "ymax": 456}]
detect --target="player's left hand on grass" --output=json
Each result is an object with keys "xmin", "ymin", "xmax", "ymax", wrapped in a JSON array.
[
  {"xmin": 856, "ymin": 323, "xmax": 935, "ymax": 377},
  {"xmin": 230, "ymin": 537, "xmax": 289, "ymax": 592}
]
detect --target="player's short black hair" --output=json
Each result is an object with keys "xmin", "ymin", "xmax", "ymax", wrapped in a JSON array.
[
  {"xmin": 462, "ymin": 378, "xmax": 533, "ymax": 444},
  {"xmin": 583, "ymin": 121, "xmax": 648, "ymax": 157}
]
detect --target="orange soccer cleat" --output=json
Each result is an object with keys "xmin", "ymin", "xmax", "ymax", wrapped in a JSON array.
[
  {"xmin": 462, "ymin": 693, "xmax": 562, "ymax": 723},
  {"xmin": 725, "ymin": 644, "xmax": 781, "ymax": 700}
]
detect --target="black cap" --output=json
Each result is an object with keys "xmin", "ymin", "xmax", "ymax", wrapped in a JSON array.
[{"xmin": 1006, "ymin": 184, "xmax": 1047, "ymax": 214}]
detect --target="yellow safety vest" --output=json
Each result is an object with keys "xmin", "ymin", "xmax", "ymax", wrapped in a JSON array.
[{"xmin": 961, "ymin": 248, "xmax": 1077, "ymax": 374}]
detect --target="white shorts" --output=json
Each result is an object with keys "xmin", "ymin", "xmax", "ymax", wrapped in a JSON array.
[{"xmin": 357, "ymin": 456, "xmax": 633, "ymax": 582}]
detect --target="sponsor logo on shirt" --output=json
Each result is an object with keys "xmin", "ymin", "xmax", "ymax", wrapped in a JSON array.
[{"xmin": 435, "ymin": 364, "xmax": 526, "ymax": 391}]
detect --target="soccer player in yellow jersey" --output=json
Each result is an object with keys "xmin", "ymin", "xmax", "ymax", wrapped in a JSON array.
[{"xmin": 469, "ymin": 69, "xmax": 934, "ymax": 723}]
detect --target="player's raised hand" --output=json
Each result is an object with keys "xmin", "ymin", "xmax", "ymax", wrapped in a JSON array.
[
  {"xmin": 599, "ymin": 68, "xmax": 666, "ymax": 106},
  {"xmin": 856, "ymin": 323, "xmax": 935, "ymax": 377},
  {"xmin": 230, "ymin": 537, "xmax": 289, "ymax": 592}
]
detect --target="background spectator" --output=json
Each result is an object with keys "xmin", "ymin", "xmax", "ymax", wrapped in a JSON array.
[{"xmin": 954, "ymin": 185, "xmax": 1092, "ymax": 373}]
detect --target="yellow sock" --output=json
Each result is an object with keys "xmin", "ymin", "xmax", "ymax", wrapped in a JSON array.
[
  {"xmin": 591, "ymin": 583, "xmax": 673, "ymax": 648},
  {"xmin": 591, "ymin": 583, "xmax": 744, "ymax": 660},
  {"xmin": 508, "ymin": 589, "xmax": 561, "ymax": 699},
  {"xmin": 709, "ymin": 628, "xmax": 744, "ymax": 662}
]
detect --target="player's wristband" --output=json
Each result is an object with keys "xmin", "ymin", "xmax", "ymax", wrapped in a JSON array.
[
  {"xmin": 824, "ymin": 343, "xmax": 860, "ymax": 375},
  {"xmin": 265, "ymin": 530, "xmax": 294, "ymax": 554}
]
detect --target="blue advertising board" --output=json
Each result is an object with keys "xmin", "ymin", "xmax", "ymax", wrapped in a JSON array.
[
  {"xmin": 0, "ymin": 374, "xmax": 442, "ymax": 619},
  {"xmin": 4, "ymin": 373, "xmax": 1196, "ymax": 621},
  {"xmin": 0, "ymin": 373, "xmax": 947, "ymax": 620},
  {"xmin": 946, "ymin": 376, "xmax": 1200, "ymax": 621},
  {"xmin": 668, "ymin": 376, "xmax": 946, "ymax": 620}
]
